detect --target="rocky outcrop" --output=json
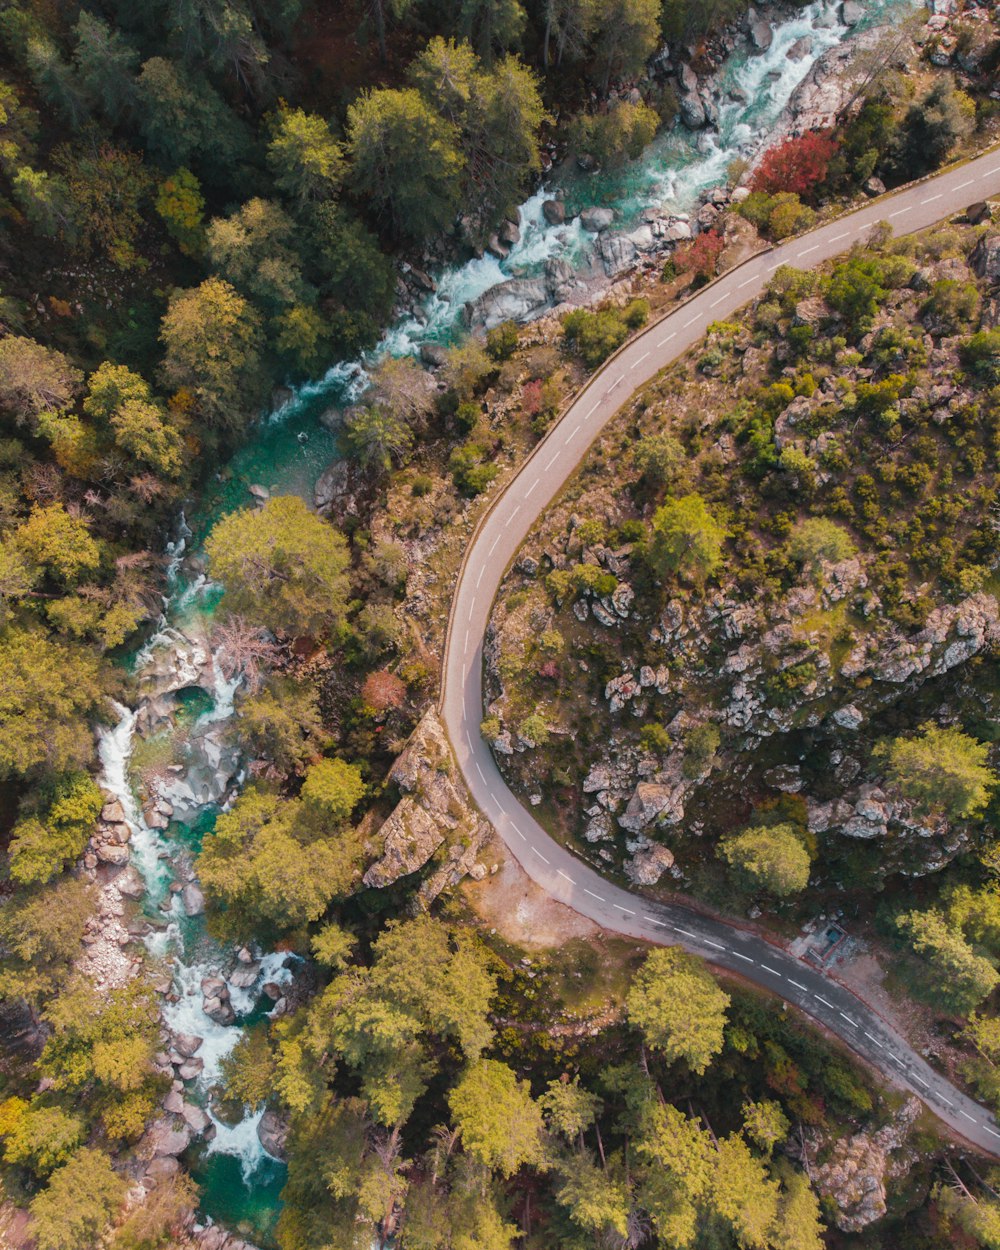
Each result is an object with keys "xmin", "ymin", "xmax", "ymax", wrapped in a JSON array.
[
  {"xmin": 363, "ymin": 709, "xmax": 492, "ymax": 897},
  {"xmin": 809, "ymin": 1098, "xmax": 920, "ymax": 1231},
  {"xmin": 625, "ymin": 840, "xmax": 676, "ymax": 885},
  {"xmin": 313, "ymin": 457, "xmax": 372, "ymax": 519},
  {"xmin": 257, "ymin": 1107, "xmax": 290, "ymax": 1161}
]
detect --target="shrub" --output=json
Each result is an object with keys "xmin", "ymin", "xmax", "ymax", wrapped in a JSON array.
[
  {"xmin": 787, "ymin": 517, "xmax": 857, "ymax": 578},
  {"xmin": 961, "ymin": 330, "xmax": 1000, "ymax": 385},
  {"xmin": 673, "ymin": 230, "xmax": 724, "ymax": 283},
  {"xmin": 450, "ymin": 442, "xmax": 499, "ymax": 495},
  {"xmin": 486, "ymin": 320, "xmax": 519, "ymax": 362},
  {"xmin": 562, "ymin": 308, "xmax": 629, "ymax": 368},
  {"xmin": 682, "ymin": 723, "xmax": 720, "ymax": 779}
]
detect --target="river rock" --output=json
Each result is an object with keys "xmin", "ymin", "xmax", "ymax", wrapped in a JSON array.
[
  {"xmin": 102, "ymin": 799, "xmax": 127, "ymax": 824},
  {"xmin": 499, "ymin": 218, "xmax": 520, "ymax": 247},
  {"xmin": 201, "ymin": 977, "xmax": 236, "ymax": 1026},
  {"xmin": 177, "ymin": 1058, "xmax": 204, "ymax": 1080},
  {"xmin": 181, "ymin": 883, "xmax": 205, "ymax": 917},
  {"xmin": 148, "ymin": 1118, "xmax": 192, "ymax": 1157},
  {"xmin": 116, "ymin": 865, "xmax": 146, "ymax": 899},
  {"xmin": 464, "ymin": 277, "xmax": 548, "ymax": 330},
  {"xmin": 96, "ymin": 842, "xmax": 130, "ymax": 865},
  {"xmin": 313, "ymin": 457, "xmax": 370, "ymax": 518},
  {"xmin": 580, "ymin": 207, "xmax": 614, "ymax": 232},
  {"xmin": 840, "ymin": 0, "xmax": 863, "ymax": 24},
  {"xmin": 598, "ymin": 232, "xmax": 638, "ymax": 277},
  {"xmin": 486, "ymin": 233, "xmax": 509, "ymax": 260},
  {"xmin": 163, "ymin": 1090, "xmax": 185, "ymax": 1114},
  {"xmin": 174, "ymin": 1033, "xmax": 204, "ymax": 1058},
  {"xmin": 257, "ymin": 1107, "xmax": 291, "ymax": 1161},
  {"xmin": 420, "ymin": 342, "xmax": 448, "ymax": 367},
  {"xmin": 542, "ymin": 199, "xmax": 566, "ymax": 225},
  {"xmin": 747, "ymin": 7, "xmax": 772, "ymax": 50},
  {"xmin": 145, "ymin": 1156, "xmax": 180, "ymax": 1183},
  {"xmin": 679, "ymin": 91, "xmax": 707, "ymax": 129},
  {"xmin": 229, "ymin": 960, "xmax": 261, "ymax": 990},
  {"xmin": 678, "ymin": 63, "xmax": 698, "ymax": 94},
  {"xmin": 181, "ymin": 1102, "xmax": 212, "ymax": 1135},
  {"xmin": 787, "ymin": 35, "xmax": 812, "ymax": 60},
  {"xmin": 248, "ymin": 483, "xmax": 269, "ymax": 502}
]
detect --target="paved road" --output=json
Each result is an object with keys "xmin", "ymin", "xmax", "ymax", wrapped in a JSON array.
[{"xmin": 440, "ymin": 146, "xmax": 1000, "ymax": 1155}]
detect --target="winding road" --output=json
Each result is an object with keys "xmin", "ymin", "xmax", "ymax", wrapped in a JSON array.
[{"xmin": 439, "ymin": 146, "xmax": 1000, "ymax": 1155}]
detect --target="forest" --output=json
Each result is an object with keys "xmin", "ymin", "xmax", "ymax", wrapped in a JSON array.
[{"xmin": 2, "ymin": 0, "xmax": 1000, "ymax": 1248}]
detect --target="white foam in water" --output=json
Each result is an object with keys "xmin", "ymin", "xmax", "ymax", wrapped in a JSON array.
[{"xmin": 208, "ymin": 1106, "xmax": 275, "ymax": 1179}]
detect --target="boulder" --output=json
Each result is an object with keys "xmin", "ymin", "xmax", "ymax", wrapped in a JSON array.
[
  {"xmin": 811, "ymin": 1099, "xmax": 919, "ymax": 1231},
  {"xmin": 625, "ymin": 842, "xmax": 675, "ymax": 885},
  {"xmin": 102, "ymin": 799, "xmax": 127, "ymax": 824},
  {"xmin": 840, "ymin": 0, "xmax": 863, "ymax": 24},
  {"xmin": 181, "ymin": 883, "xmax": 205, "ymax": 917},
  {"xmin": 678, "ymin": 63, "xmax": 698, "ymax": 94},
  {"xmin": 970, "ymin": 232, "xmax": 1000, "ymax": 284},
  {"xmin": 116, "ymin": 865, "xmax": 146, "ymax": 899},
  {"xmin": 148, "ymin": 1118, "xmax": 192, "ymax": 1157},
  {"xmin": 173, "ymin": 1033, "xmax": 204, "ymax": 1058},
  {"xmin": 96, "ymin": 842, "xmax": 130, "ymax": 865},
  {"xmin": 181, "ymin": 1102, "xmax": 212, "ymax": 1135},
  {"xmin": 229, "ymin": 960, "xmax": 261, "ymax": 990},
  {"xmin": 748, "ymin": 8, "xmax": 773, "ymax": 51},
  {"xmin": 163, "ymin": 1090, "xmax": 185, "ymax": 1114},
  {"xmin": 598, "ymin": 232, "xmax": 638, "ymax": 277},
  {"xmin": 145, "ymin": 1156, "xmax": 180, "ymax": 1183},
  {"xmin": 464, "ymin": 277, "xmax": 548, "ymax": 330},
  {"xmin": 499, "ymin": 218, "xmax": 520, "ymax": 247},
  {"xmin": 258, "ymin": 1107, "xmax": 291, "ymax": 1161},
  {"xmin": 420, "ymin": 342, "xmax": 448, "ymax": 367},
  {"xmin": 486, "ymin": 234, "xmax": 510, "ymax": 260},
  {"xmin": 313, "ymin": 457, "xmax": 370, "ymax": 518},
  {"xmin": 679, "ymin": 91, "xmax": 707, "ymax": 129},
  {"xmin": 177, "ymin": 1058, "xmax": 204, "ymax": 1080},
  {"xmin": 966, "ymin": 201, "xmax": 992, "ymax": 226},
  {"xmin": 863, "ymin": 176, "xmax": 886, "ymax": 198},
  {"xmin": 580, "ymin": 207, "xmax": 614, "ymax": 232},
  {"xmin": 542, "ymin": 199, "xmax": 566, "ymax": 226},
  {"xmin": 787, "ymin": 35, "xmax": 812, "ymax": 61},
  {"xmin": 619, "ymin": 782, "xmax": 685, "ymax": 832}
]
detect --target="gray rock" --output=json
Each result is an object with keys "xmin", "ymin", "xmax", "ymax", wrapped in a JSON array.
[
  {"xmin": 420, "ymin": 342, "xmax": 448, "ymax": 367},
  {"xmin": 181, "ymin": 1102, "xmax": 212, "ymax": 1134},
  {"xmin": 748, "ymin": 7, "xmax": 773, "ymax": 50},
  {"xmin": 970, "ymin": 233, "xmax": 1000, "ymax": 284},
  {"xmin": 229, "ymin": 961, "xmax": 261, "ymax": 990},
  {"xmin": 486, "ymin": 233, "xmax": 510, "ymax": 260},
  {"xmin": 625, "ymin": 842, "xmax": 676, "ymax": 885},
  {"xmin": 248, "ymin": 483, "xmax": 269, "ymax": 502},
  {"xmin": 787, "ymin": 35, "xmax": 812, "ymax": 60},
  {"xmin": 464, "ymin": 277, "xmax": 548, "ymax": 330},
  {"xmin": 863, "ymin": 176, "xmax": 886, "ymax": 198},
  {"xmin": 542, "ymin": 199, "xmax": 566, "ymax": 225},
  {"xmin": 598, "ymin": 232, "xmax": 638, "ymax": 276},
  {"xmin": 116, "ymin": 865, "xmax": 146, "ymax": 899},
  {"xmin": 163, "ymin": 1090, "xmax": 185, "ymax": 1114},
  {"xmin": 832, "ymin": 704, "xmax": 864, "ymax": 731},
  {"xmin": 591, "ymin": 600, "xmax": 618, "ymax": 627},
  {"xmin": 96, "ymin": 842, "xmax": 130, "ymax": 866},
  {"xmin": 173, "ymin": 1033, "xmax": 204, "ymax": 1058},
  {"xmin": 678, "ymin": 63, "xmax": 698, "ymax": 94},
  {"xmin": 177, "ymin": 1058, "xmax": 205, "ymax": 1080},
  {"xmin": 149, "ymin": 1119, "xmax": 192, "ymax": 1157},
  {"xmin": 619, "ymin": 782, "xmax": 685, "ymax": 832},
  {"xmin": 679, "ymin": 91, "xmax": 706, "ymax": 129},
  {"xmin": 580, "ymin": 207, "xmax": 614, "ymax": 232},
  {"xmin": 258, "ymin": 1108, "xmax": 290, "ymax": 1162},
  {"xmin": 499, "ymin": 218, "xmax": 520, "ymax": 247},
  {"xmin": 840, "ymin": 0, "xmax": 863, "ymax": 24},
  {"xmin": 181, "ymin": 883, "xmax": 205, "ymax": 917}
]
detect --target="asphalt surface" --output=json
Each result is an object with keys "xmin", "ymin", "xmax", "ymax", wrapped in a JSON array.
[{"xmin": 440, "ymin": 146, "xmax": 1000, "ymax": 1155}]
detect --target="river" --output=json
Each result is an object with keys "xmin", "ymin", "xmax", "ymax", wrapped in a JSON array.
[{"xmin": 93, "ymin": 2, "xmax": 914, "ymax": 1243}]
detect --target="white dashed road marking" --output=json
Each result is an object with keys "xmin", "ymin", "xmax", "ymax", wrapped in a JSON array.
[
  {"xmin": 889, "ymin": 206, "xmax": 910, "ymax": 217},
  {"xmin": 787, "ymin": 979, "xmax": 808, "ymax": 992},
  {"xmin": 798, "ymin": 244, "xmax": 819, "ymax": 257},
  {"xmin": 913, "ymin": 1074, "xmax": 929, "ymax": 1088},
  {"xmin": 940, "ymin": 1095, "xmax": 954, "ymax": 1107},
  {"xmin": 545, "ymin": 451, "xmax": 559, "ymax": 470},
  {"xmin": 657, "ymin": 331, "xmax": 676, "ymax": 347},
  {"xmin": 531, "ymin": 846, "xmax": 549, "ymax": 864},
  {"xmin": 921, "ymin": 193, "xmax": 942, "ymax": 204},
  {"xmin": 864, "ymin": 1032, "xmax": 884, "ymax": 1049},
  {"xmin": 814, "ymin": 995, "xmax": 834, "ymax": 1009},
  {"xmin": 644, "ymin": 915, "xmax": 670, "ymax": 927},
  {"xmin": 584, "ymin": 888, "xmax": 605, "ymax": 902},
  {"xmin": 475, "ymin": 762, "xmax": 486, "ymax": 783},
  {"xmin": 556, "ymin": 870, "xmax": 573, "ymax": 883},
  {"xmin": 830, "ymin": 230, "xmax": 851, "ymax": 242},
  {"xmin": 733, "ymin": 952, "xmax": 754, "ymax": 964},
  {"xmin": 986, "ymin": 1127, "xmax": 1000, "ymax": 1140},
  {"xmin": 961, "ymin": 1110, "xmax": 978, "ymax": 1124},
  {"xmin": 704, "ymin": 939, "xmax": 725, "ymax": 951},
  {"xmin": 615, "ymin": 905, "xmax": 636, "ymax": 916},
  {"xmin": 488, "ymin": 534, "xmax": 501, "ymax": 556},
  {"xmin": 986, "ymin": 165, "xmax": 1000, "ymax": 177},
  {"xmin": 709, "ymin": 294, "xmax": 728, "ymax": 308},
  {"xmin": 954, "ymin": 178, "xmax": 975, "ymax": 190},
  {"xmin": 676, "ymin": 928, "xmax": 700, "ymax": 940},
  {"xmin": 525, "ymin": 479, "xmax": 537, "ymax": 497},
  {"xmin": 890, "ymin": 1054, "xmax": 905, "ymax": 1068},
  {"xmin": 463, "ymin": 629, "xmax": 469, "ymax": 653},
  {"xmin": 738, "ymin": 275, "xmax": 756, "ymax": 288},
  {"xmin": 839, "ymin": 1012, "xmax": 857, "ymax": 1027},
  {"xmin": 760, "ymin": 964, "xmax": 781, "ymax": 977},
  {"xmin": 630, "ymin": 351, "xmax": 650, "ymax": 369}
]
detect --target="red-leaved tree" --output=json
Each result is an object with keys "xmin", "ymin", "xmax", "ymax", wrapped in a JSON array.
[
  {"xmin": 674, "ymin": 230, "xmax": 725, "ymax": 282},
  {"xmin": 749, "ymin": 130, "xmax": 839, "ymax": 201},
  {"xmin": 362, "ymin": 669, "xmax": 407, "ymax": 714}
]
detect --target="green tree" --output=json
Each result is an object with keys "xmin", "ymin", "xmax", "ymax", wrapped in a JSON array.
[
  {"xmin": 634, "ymin": 1099, "xmax": 715, "ymax": 1247},
  {"xmin": 267, "ymin": 104, "xmax": 344, "ymax": 203},
  {"xmin": 206, "ymin": 197, "xmax": 306, "ymax": 312},
  {"xmin": 570, "ymin": 100, "xmax": 659, "ymax": 168},
  {"xmin": 311, "ymin": 921, "xmax": 357, "ymax": 969},
  {"xmin": 205, "ymin": 495, "xmax": 350, "ymax": 638},
  {"xmin": 220, "ymin": 1026, "xmax": 277, "ymax": 1110},
  {"xmin": 458, "ymin": 0, "xmax": 526, "ymax": 62},
  {"xmin": 540, "ymin": 1076, "xmax": 601, "ymax": 1143},
  {"xmin": 154, "ymin": 167, "xmax": 206, "ymax": 256},
  {"xmin": 301, "ymin": 757, "xmax": 365, "ymax": 823},
  {"xmin": 648, "ymin": 493, "xmax": 727, "ymax": 585},
  {"xmin": 136, "ymin": 57, "xmax": 250, "ymax": 171},
  {"xmin": 449, "ymin": 1059, "xmax": 545, "ymax": 1176},
  {"xmin": 0, "ymin": 629, "xmax": 105, "ymax": 775},
  {"xmin": 85, "ymin": 361, "xmax": 184, "ymax": 477},
  {"xmin": 879, "ymin": 724, "xmax": 995, "ymax": 822},
  {"xmin": 938, "ymin": 1186, "xmax": 1000, "ymax": 1250},
  {"xmin": 590, "ymin": 0, "xmax": 661, "ymax": 93},
  {"xmin": 347, "ymin": 88, "xmax": 463, "ymax": 242},
  {"xmin": 823, "ymin": 256, "xmax": 887, "ymax": 339},
  {"xmin": 198, "ymin": 788, "xmax": 362, "ymax": 939},
  {"xmin": 627, "ymin": 947, "xmax": 729, "ymax": 1073},
  {"xmin": 0, "ymin": 876, "xmax": 93, "ymax": 1007},
  {"xmin": 0, "ymin": 1102, "xmax": 84, "ymax": 1176},
  {"xmin": 0, "ymin": 336, "xmax": 81, "ymax": 429},
  {"xmin": 633, "ymin": 432, "xmax": 685, "ymax": 488},
  {"xmin": 304, "ymin": 201, "xmax": 395, "ymax": 350},
  {"xmin": 9, "ymin": 772, "xmax": 103, "ymax": 885},
  {"xmin": 160, "ymin": 276, "xmax": 264, "ymax": 433},
  {"xmin": 787, "ymin": 517, "xmax": 857, "ymax": 580},
  {"xmin": 720, "ymin": 823, "xmax": 811, "ymax": 897},
  {"xmin": 235, "ymin": 677, "xmax": 327, "ymax": 774},
  {"xmin": 71, "ymin": 11, "xmax": 138, "ymax": 125},
  {"xmin": 341, "ymin": 405, "xmax": 413, "ymax": 473},
  {"xmin": 897, "ymin": 80, "xmax": 975, "ymax": 178},
  {"xmin": 543, "ymin": 0, "xmax": 598, "ymax": 69},
  {"xmin": 29, "ymin": 1147, "xmax": 125, "ymax": 1250},
  {"xmin": 554, "ymin": 1154, "xmax": 631, "ymax": 1241},
  {"xmin": 897, "ymin": 908, "xmax": 999, "ymax": 1015},
  {"xmin": 15, "ymin": 504, "xmax": 100, "ymax": 585}
]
